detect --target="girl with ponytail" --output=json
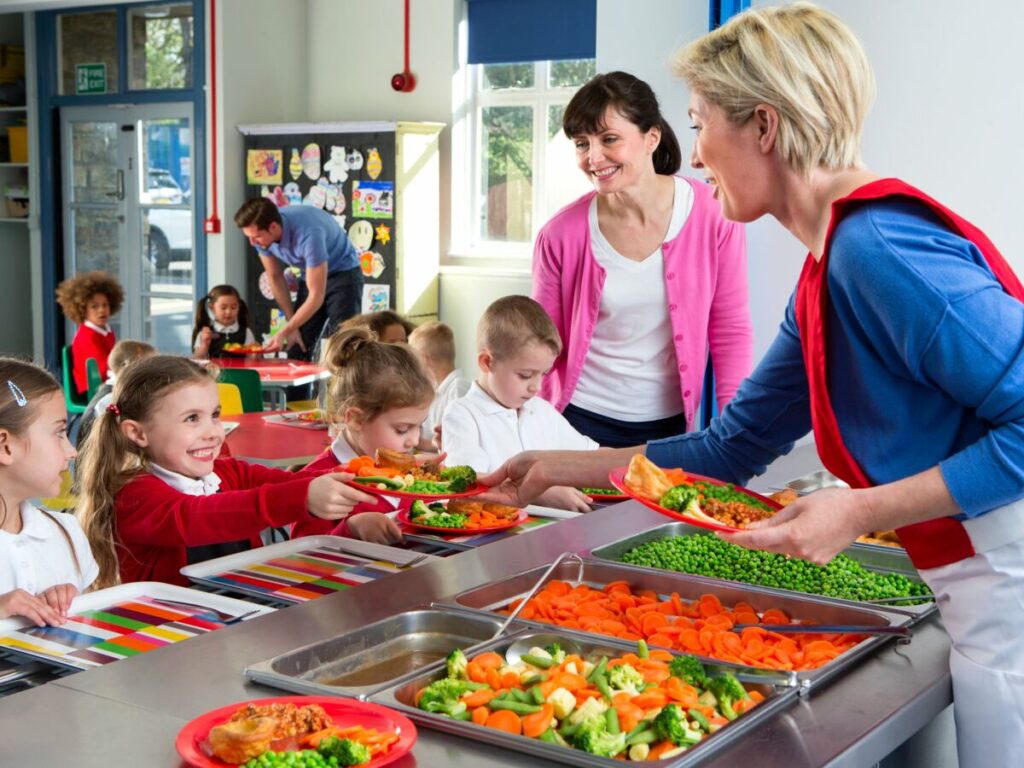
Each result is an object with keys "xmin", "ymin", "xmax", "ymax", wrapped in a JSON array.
[{"xmin": 191, "ymin": 284, "xmax": 256, "ymax": 359}]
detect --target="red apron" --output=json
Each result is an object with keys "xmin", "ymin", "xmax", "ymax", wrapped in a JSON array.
[{"xmin": 795, "ymin": 178, "xmax": 1024, "ymax": 570}]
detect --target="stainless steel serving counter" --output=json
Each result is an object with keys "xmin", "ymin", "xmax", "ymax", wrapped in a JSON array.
[{"xmin": 0, "ymin": 446, "xmax": 954, "ymax": 766}]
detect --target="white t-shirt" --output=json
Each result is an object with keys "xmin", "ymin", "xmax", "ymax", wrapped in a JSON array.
[
  {"xmin": 571, "ymin": 176, "xmax": 693, "ymax": 421},
  {"xmin": 0, "ymin": 503, "xmax": 99, "ymax": 594},
  {"xmin": 442, "ymin": 382, "xmax": 599, "ymax": 473},
  {"xmin": 424, "ymin": 370, "xmax": 471, "ymax": 435}
]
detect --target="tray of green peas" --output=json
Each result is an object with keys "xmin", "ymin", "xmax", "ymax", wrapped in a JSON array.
[{"xmin": 586, "ymin": 522, "xmax": 935, "ymax": 622}]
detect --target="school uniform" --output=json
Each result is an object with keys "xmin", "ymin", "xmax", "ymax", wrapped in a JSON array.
[
  {"xmin": 71, "ymin": 321, "xmax": 116, "ymax": 395},
  {"xmin": 194, "ymin": 319, "xmax": 257, "ymax": 358},
  {"xmin": 0, "ymin": 502, "xmax": 98, "ymax": 594}
]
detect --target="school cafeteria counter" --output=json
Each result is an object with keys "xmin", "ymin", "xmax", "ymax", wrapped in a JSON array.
[{"xmin": 1, "ymin": 445, "xmax": 954, "ymax": 767}]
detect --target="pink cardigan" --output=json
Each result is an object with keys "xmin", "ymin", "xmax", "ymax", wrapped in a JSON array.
[{"xmin": 532, "ymin": 176, "xmax": 752, "ymax": 430}]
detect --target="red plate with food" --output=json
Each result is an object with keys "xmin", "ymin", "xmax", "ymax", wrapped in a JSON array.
[
  {"xmin": 220, "ymin": 344, "xmax": 269, "ymax": 356},
  {"xmin": 397, "ymin": 500, "xmax": 528, "ymax": 534},
  {"xmin": 609, "ymin": 455, "xmax": 781, "ymax": 533},
  {"xmin": 340, "ymin": 452, "xmax": 487, "ymax": 501},
  {"xmin": 175, "ymin": 695, "xmax": 416, "ymax": 767},
  {"xmin": 578, "ymin": 486, "xmax": 630, "ymax": 502}
]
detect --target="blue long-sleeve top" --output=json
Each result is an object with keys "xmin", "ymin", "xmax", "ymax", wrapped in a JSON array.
[{"xmin": 647, "ymin": 198, "xmax": 1024, "ymax": 519}]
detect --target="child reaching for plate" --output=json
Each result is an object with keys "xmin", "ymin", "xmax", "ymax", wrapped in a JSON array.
[
  {"xmin": 0, "ymin": 359, "xmax": 98, "ymax": 626},
  {"xmin": 191, "ymin": 284, "xmax": 258, "ymax": 359},
  {"xmin": 75, "ymin": 355, "xmax": 372, "ymax": 588},
  {"xmin": 293, "ymin": 327, "xmax": 437, "ymax": 544},
  {"xmin": 55, "ymin": 270, "xmax": 125, "ymax": 396},
  {"xmin": 441, "ymin": 296, "xmax": 596, "ymax": 512}
]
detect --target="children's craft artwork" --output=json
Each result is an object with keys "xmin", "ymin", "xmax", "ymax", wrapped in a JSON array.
[
  {"xmin": 347, "ymin": 220, "xmax": 374, "ymax": 253},
  {"xmin": 351, "ymin": 181, "xmax": 394, "ymax": 219},
  {"xmin": 366, "ymin": 147, "xmax": 383, "ymax": 180},
  {"xmin": 333, "ymin": 186, "xmax": 346, "ymax": 214},
  {"xmin": 333, "ymin": 214, "xmax": 347, "ymax": 231},
  {"xmin": 263, "ymin": 185, "xmax": 288, "ymax": 207},
  {"xmin": 283, "ymin": 182, "xmax": 303, "ymax": 205},
  {"xmin": 303, "ymin": 181, "xmax": 327, "ymax": 209},
  {"xmin": 374, "ymin": 223, "xmax": 391, "ymax": 246},
  {"xmin": 324, "ymin": 145, "xmax": 350, "ymax": 184},
  {"xmin": 260, "ymin": 270, "xmax": 300, "ymax": 301},
  {"xmin": 301, "ymin": 143, "xmax": 321, "ymax": 180},
  {"xmin": 361, "ymin": 283, "xmax": 390, "ymax": 313},
  {"xmin": 289, "ymin": 148, "xmax": 302, "ymax": 180},
  {"xmin": 359, "ymin": 252, "xmax": 386, "ymax": 280},
  {"xmin": 346, "ymin": 148, "xmax": 364, "ymax": 171},
  {"xmin": 247, "ymin": 149, "xmax": 283, "ymax": 185}
]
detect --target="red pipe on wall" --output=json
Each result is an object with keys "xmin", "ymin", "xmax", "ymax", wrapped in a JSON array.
[{"xmin": 204, "ymin": 0, "xmax": 221, "ymax": 233}]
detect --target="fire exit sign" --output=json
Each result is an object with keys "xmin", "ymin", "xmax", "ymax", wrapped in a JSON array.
[{"xmin": 75, "ymin": 63, "xmax": 106, "ymax": 94}]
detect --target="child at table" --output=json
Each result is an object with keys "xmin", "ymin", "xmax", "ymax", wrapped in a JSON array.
[
  {"xmin": 55, "ymin": 270, "xmax": 125, "ymax": 396},
  {"xmin": 0, "ymin": 359, "xmax": 98, "ymax": 626},
  {"xmin": 408, "ymin": 321, "xmax": 470, "ymax": 448},
  {"xmin": 341, "ymin": 309, "xmax": 417, "ymax": 344},
  {"xmin": 441, "ymin": 296, "xmax": 596, "ymax": 512},
  {"xmin": 77, "ymin": 340, "xmax": 156, "ymax": 449},
  {"xmin": 294, "ymin": 327, "xmax": 435, "ymax": 543},
  {"xmin": 75, "ymin": 355, "xmax": 373, "ymax": 588},
  {"xmin": 192, "ymin": 284, "xmax": 258, "ymax": 359}
]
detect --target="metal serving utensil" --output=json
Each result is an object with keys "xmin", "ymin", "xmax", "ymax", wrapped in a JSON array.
[
  {"xmin": 732, "ymin": 623, "xmax": 913, "ymax": 641},
  {"xmin": 860, "ymin": 594, "xmax": 936, "ymax": 605}
]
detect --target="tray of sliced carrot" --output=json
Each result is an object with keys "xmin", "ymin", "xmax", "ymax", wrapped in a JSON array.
[
  {"xmin": 368, "ymin": 631, "xmax": 799, "ymax": 767},
  {"xmin": 434, "ymin": 558, "xmax": 913, "ymax": 693}
]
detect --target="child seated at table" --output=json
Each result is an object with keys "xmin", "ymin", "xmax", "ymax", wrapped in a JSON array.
[
  {"xmin": 77, "ymin": 340, "xmax": 156, "ymax": 449},
  {"xmin": 441, "ymin": 296, "xmax": 596, "ymax": 512},
  {"xmin": 75, "ymin": 355, "xmax": 373, "ymax": 588},
  {"xmin": 341, "ymin": 309, "xmax": 417, "ymax": 344},
  {"xmin": 408, "ymin": 321, "xmax": 470, "ymax": 447},
  {"xmin": 191, "ymin": 284, "xmax": 257, "ymax": 359},
  {"xmin": 0, "ymin": 358, "xmax": 98, "ymax": 626},
  {"xmin": 295, "ymin": 327, "xmax": 436, "ymax": 543},
  {"xmin": 56, "ymin": 271, "xmax": 125, "ymax": 396}
]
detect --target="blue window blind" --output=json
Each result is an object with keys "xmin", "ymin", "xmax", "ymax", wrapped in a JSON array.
[
  {"xmin": 709, "ymin": 0, "xmax": 750, "ymax": 29},
  {"xmin": 467, "ymin": 0, "xmax": 596, "ymax": 65}
]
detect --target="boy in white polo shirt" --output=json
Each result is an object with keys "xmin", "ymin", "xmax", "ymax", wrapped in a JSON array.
[{"xmin": 442, "ymin": 296, "xmax": 595, "ymax": 512}]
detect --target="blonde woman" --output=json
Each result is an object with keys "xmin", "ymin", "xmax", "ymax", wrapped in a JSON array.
[{"xmin": 482, "ymin": 5, "xmax": 1024, "ymax": 762}]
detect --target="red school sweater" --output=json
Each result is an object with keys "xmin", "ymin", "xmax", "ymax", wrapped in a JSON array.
[
  {"xmin": 290, "ymin": 450, "xmax": 394, "ymax": 539},
  {"xmin": 71, "ymin": 324, "xmax": 116, "ymax": 395},
  {"xmin": 114, "ymin": 457, "xmax": 318, "ymax": 586}
]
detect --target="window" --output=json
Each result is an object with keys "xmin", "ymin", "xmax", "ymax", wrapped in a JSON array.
[
  {"xmin": 467, "ymin": 58, "xmax": 596, "ymax": 250},
  {"xmin": 128, "ymin": 3, "xmax": 195, "ymax": 91}
]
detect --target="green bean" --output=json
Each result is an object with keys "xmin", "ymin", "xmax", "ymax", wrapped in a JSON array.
[
  {"xmin": 637, "ymin": 639, "xmax": 649, "ymax": 659},
  {"xmin": 558, "ymin": 722, "xmax": 581, "ymax": 738},
  {"xmin": 510, "ymin": 687, "xmax": 533, "ymax": 704},
  {"xmin": 626, "ymin": 728, "xmax": 658, "ymax": 746},
  {"xmin": 587, "ymin": 656, "xmax": 608, "ymax": 683},
  {"xmin": 594, "ymin": 671, "xmax": 613, "ymax": 702},
  {"xmin": 606, "ymin": 707, "xmax": 620, "ymax": 734},
  {"xmin": 522, "ymin": 653, "xmax": 555, "ymax": 669},
  {"xmin": 489, "ymin": 699, "xmax": 543, "ymax": 714},
  {"xmin": 625, "ymin": 719, "xmax": 651, "ymax": 741},
  {"xmin": 521, "ymin": 673, "xmax": 546, "ymax": 686},
  {"xmin": 538, "ymin": 727, "xmax": 559, "ymax": 744},
  {"xmin": 530, "ymin": 685, "xmax": 545, "ymax": 705}
]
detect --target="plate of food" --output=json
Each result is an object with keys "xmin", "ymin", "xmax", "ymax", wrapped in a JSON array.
[
  {"xmin": 610, "ymin": 454, "xmax": 781, "ymax": 533},
  {"xmin": 340, "ymin": 450, "xmax": 487, "ymax": 500},
  {"xmin": 221, "ymin": 343, "xmax": 269, "ymax": 356},
  {"xmin": 262, "ymin": 410, "xmax": 328, "ymax": 430},
  {"xmin": 578, "ymin": 486, "xmax": 630, "ymax": 502},
  {"xmin": 397, "ymin": 498, "xmax": 528, "ymax": 533},
  {"xmin": 175, "ymin": 695, "xmax": 416, "ymax": 767}
]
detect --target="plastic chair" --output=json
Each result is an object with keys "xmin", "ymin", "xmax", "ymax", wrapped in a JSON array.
[
  {"xmin": 217, "ymin": 369, "xmax": 264, "ymax": 413},
  {"xmin": 40, "ymin": 470, "xmax": 77, "ymax": 511},
  {"xmin": 217, "ymin": 382, "xmax": 244, "ymax": 416},
  {"xmin": 86, "ymin": 358, "xmax": 104, "ymax": 401},
  {"xmin": 61, "ymin": 346, "xmax": 88, "ymax": 415}
]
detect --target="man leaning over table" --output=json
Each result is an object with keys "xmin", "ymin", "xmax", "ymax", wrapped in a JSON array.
[{"xmin": 235, "ymin": 198, "xmax": 363, "ymax": 360}]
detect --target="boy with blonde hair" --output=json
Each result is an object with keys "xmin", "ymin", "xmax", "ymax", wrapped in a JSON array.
[
  {"xmin": 408, "ymin": 321, "xmax": 470, "ymax": 441},
  {"xmin": 441, "ymin": 296, "xmax": 595, "ymax": 512}
]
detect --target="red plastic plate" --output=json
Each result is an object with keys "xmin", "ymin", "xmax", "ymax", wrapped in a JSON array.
[
  {"xmin": 608, "ymin": 466, "xmax": 781, "ymax": 533},
  {"xmin": 578, "ymin": 487, "xmax": 630, "ymax": 502},
  {"xmin": 397, "ymin": 505, "xmax": 528, "ymax": 534},
  {"xmin": 175, "ymin": 695, "xmax": 416, "ymax": 768}
]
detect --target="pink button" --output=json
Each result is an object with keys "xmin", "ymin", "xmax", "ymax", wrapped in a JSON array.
[
  {"xmin": 684, "ymin": 390, "xmax": 691, "ymax": 398},
  {"xmin": 674, "ymin": 334, "xmax": 683, "ymax": 342},
  {"xmin": 680, "ymin": 363, "xmax": 688, "ymax": 371},
  {"xmin": 666, "ymin": 272, "xmax": 675, "ymax": 280},
  {"xmin": 669, "ymin": 304, "xmax": 677, "ymax": 311}
]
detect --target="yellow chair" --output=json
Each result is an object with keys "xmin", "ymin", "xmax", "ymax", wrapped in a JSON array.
[
  {"xmin": 217, "ymin": 383, "xmax": 244, "ymax": 416},
  {"xmin": 40, "ymin": 470, "xmax": 77, "ymax": 511}
]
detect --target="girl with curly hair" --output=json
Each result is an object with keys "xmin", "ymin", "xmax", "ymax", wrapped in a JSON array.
[{"xmin": 55, "ymin": 271, "xmax": 125, "ymax": 395}]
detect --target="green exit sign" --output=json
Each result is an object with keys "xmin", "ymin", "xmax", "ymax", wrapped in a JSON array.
[{"xmin": 75, "ymin": 63, "xmax": 107, "ymax": 94}]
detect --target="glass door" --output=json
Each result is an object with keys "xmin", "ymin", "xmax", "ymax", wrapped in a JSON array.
[{"xmin": 61, "ymin": 103, "xmax": 195, "ymax": 353}]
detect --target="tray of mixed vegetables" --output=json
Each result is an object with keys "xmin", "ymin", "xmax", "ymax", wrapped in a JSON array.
[{"xmin": 368, "ymin": 632, "xmax": 798, "ymax": 766}]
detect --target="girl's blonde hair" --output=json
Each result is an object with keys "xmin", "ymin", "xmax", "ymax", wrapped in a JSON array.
[
  {"xmin": 76, "ymin": 355, "xmax": 215, "ymax": 588},
  {"xmin": 321, "ymin": 327, "xmax": 433, "ymax": 425},
  {"xmin": 673, "ymin": 2, "xmax": 874, "ymax": 176}
]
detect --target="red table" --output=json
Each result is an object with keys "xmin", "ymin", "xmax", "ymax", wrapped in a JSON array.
[
  {"xmin": 210, "ymin": 357, "xmax": 330, "ymax": 409},
  {"xmin": 223, "ymin": 411, "xmax": 331, "ymax": 467}
]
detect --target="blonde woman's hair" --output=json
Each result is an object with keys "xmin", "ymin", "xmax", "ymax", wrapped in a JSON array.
[
  {"xmin": 321, "ymin": 327, "xmax": 434, "ymax": 425},
  {"xmin": 673, "ymin": 2, "xmax": 874, "ymax": 176},
  {"xmin": 408, "ymin": 321, "xmax": 457, "ymax": 367},
  {"xmin": 477, "ymin": 296, "xmax": 562, "ymax": 361},
  {"xmin": 76, "ymin": 355, "xmax": 215, "ymax": 588}
]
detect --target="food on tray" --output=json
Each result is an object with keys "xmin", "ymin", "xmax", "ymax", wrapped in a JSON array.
[
  {"xmin": 768, "ymin": 488, "xmax": 799, "ymax": 506},
  {"xmin": 414, "ymin": 639, "xmax": 765, "ymax": 760},
  {"xmin": 623, "ymin": 455, "xmax": 676, "ymax": 500},
  {"xmin": 208, "ymin": 717, "xmax": 277, "ymax": 765},
  {"xmin": 857, "ymin": 530, "xmax": 903, "ymax": 548},
  {"xmin": 296, "ymin": 409, "xmax": 324, "ymax": 423},
  {"xmin": 618, "ymin": 533, "xmax": 931, "ymax": 604},
  {"xmin": 340, "ymin": 453, "xmax": 479, "ymax": 494},
  {"xmin": 505, "ymin": 580, "xmax": 866, "ymax": 672},
  {"xmin": 579, "ymin": 487, "xmax": 624, "ymax": 497},
  {"xmin": 222, "ymin": 342, "xmax": 265, "ymax": 353},
  {"xmin": 408, "ymin": 499, "xmax": 520, "ymax": 529}
]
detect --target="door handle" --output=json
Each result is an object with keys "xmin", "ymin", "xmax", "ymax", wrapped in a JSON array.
[{"xmin": 106, "ymin": 169, "xmax": 124, "ymax": 200}]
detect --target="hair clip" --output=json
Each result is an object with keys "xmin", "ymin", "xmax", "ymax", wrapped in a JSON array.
[
  {"xmin": 7, "ymin": 380, "xmax": 27, "ymax": 407},
  {"xmin": 107, "ymin": 403, "xmax": 121, "ymax": 417}
]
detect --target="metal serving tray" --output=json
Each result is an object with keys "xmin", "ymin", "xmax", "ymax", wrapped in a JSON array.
[
  {"xmin": 369, "ymin": 629, "xmax": 799, "ymax": 768},
  {"xmin": 245, "ymin": 608, "xmax": 520, "ymax": 699},
  {"xmin": 435, "ymin": 559, "xmax": 913, "ymax": 693},
  {"xmin": 587, "ymin": 521, "xmax": 935, "ymax": 621}
]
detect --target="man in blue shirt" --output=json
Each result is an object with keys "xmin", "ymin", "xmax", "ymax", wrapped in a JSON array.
[{"xmin": 234, "ymin": 198, "xmax": 362, "ymax": 359}]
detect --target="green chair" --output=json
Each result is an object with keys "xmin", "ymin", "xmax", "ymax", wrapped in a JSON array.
[
  {"xmin": 86, "ymin": 357, "xmax": 104, "ymax": 400},
  {"xmin": 61, "ymin": 345, "xmax": 88, "ymax": 415},
  {"xmin": 217, "ymin": 368, "xmax": 264, "ymax": 413}
]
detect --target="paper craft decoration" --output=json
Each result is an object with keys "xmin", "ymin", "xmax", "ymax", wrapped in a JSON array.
[
  {"xmin": 351, "ymin": 181, "xmax": 394, "ymax": 219},
  {"xmin": 303, "ymin": 181, "xmax": 327, "ymax": 209},
  {"xmin": 283, "ymin": 182, "xmax": 302, "ymax": 205},
  {"xmin": 333, "ymin": 186, "xmax": 346, "ymax": 214},
  {"xmin": 301, "ymin": 143, "xmax": 321, "ymax": 180},
  {"xmin": 369, "ymin": 252, "xmax": 385, "ymax": 279},
  {"xmin": 263, "ymin": 185, "xmax": 287, "ymax": 207},
  {"xmin": 347, "ymin": 220, "xmax": 374, "ymax": 253},
  {"xmin": 347, "ymin": 148, "xmax": 364, "ymax": 171},
  {"xmin": 374, "ymin": 223, "xmax": 391, "ymax": 246},
  {"xmin": 324, "ymin": 145, "xmax": 350, "ymax": 184},
  {"xmin": 359, "ymin": 252, "xmax": 386, "ymax": 280},
  {"xmin": 289, "ymin": 148, "xmax": 302, "ymax": 180},
  {"xmin": 362, "ymin": 283, "xmax": 390, "ymax": 313},
  {"xmin": 247, "ymin": 149, "xmax": 283, "ymax": 185},
  {"xmin": 366, "ymin": 147, "xmax": 383, "ymax": 180}
]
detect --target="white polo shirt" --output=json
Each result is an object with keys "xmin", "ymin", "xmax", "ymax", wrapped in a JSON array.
[
  {"xmin": 0, "ymin": 503, "xmax": 99, "ymax": 594},
  {"xmin": 423, "ymin": 370, "xmax": 471, "ymax": 435},
  {"xmin": 441, "ymin": 382, "xmax": 599, "ymax": 473}
]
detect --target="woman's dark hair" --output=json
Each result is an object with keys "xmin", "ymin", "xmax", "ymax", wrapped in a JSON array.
[
  {"xmin": 563, "ymin": 71, "xmax": 682, "ymax": 175},
  {"xmin": 191, "ymin": 284, "xmax": 251, "ymax": 347}
]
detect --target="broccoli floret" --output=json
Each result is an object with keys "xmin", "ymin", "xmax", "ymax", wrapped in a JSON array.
[
  {"xmin": 544, "ymin": 642, "xmax": 567, "ymax": 665},
  {"xmin": 317, "ymin": 736, "xmax": 372, "ymax": 765},
  {"xmin": 706, "ymin": 673, "xmax": 750, "ymax": 721},
  {"xmin": 409, "ymin": 499, "xmax": 432, "ymax": 520},
  {"xmin": 572, "ymin": 715, "xmax": 626, "ymax": 758},
  {"xmin": 607, "ymin": 663, "xmax": 644, "ymax": 694},
  {"xmin": 447, "ymin": 648, "xmax": 468, "ymax": 680},
  {"xmin": 668, "ymin": 654, "xmax": 708, "ymax": 688},
  {"xmin": 440, "ymin": 465, "xmax": 477, "ymax": 493},
  {"xmin": 417, "ymin": 677, "xmax": 485, "ymax": 717},
  {"xmin": 659, "ymin": 484, "xmax": 702, "ymax": 515},
  {"xmin": 652, "ymin": 704, "xmax": 701, "ymax": 746}
]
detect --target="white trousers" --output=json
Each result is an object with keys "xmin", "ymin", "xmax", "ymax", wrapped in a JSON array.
[{"xmin": 919, "ymin": 537, "xmax": 1024, "ymax": 768}]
